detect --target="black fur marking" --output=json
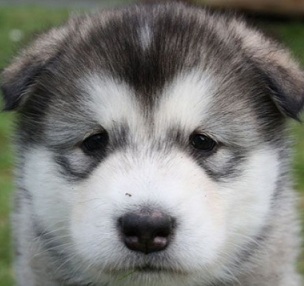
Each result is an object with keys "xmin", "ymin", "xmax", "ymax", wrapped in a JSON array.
[
  {"xmin": 53, "ymin": 124, "xmax": 130, "ymax": 181},
  {"xmin": 162, "ymin": 128, "xmax": 247, "ymax": 182},
  {"xmin": 191, "ymin": 148, "xmax": 247, "ymax": 182},
  {"xmin": 54, "ymin": 154, "xmax": 100, "ymax": 181}
]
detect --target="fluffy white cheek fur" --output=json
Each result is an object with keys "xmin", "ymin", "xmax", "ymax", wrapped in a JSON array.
[
  {"xmin": 221, "ymin": 148, "xmax": 279, "ymax": 245},
  {"xmin": 70, "ymin": 151, "xmax": 226, "ymax": 269},
  {"xmin": 70, "ymin": 147, "xmax": 278, "ymax": 275},
  {"xmin": 23, "ymin": 147, "xmax": 76, "ymax": 239},
  {"xmin": 22, "ymin": 145, "xmax": 278, "ymax": 283}
]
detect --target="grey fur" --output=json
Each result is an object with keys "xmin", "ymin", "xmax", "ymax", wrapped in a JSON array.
[{"xmin": 1, "ymin": 3, "xmax": 303, "ymax": 286}]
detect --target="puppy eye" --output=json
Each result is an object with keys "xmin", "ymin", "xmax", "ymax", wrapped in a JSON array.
[
  {"xmin": 81, "ymin": 132, "xmax": 109, "ymax": 153},
  {"xmin": 190, "ymin": 133, "xmax": 216, "ymax": 152}
]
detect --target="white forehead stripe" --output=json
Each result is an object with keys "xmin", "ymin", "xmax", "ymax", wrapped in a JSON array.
[
  {"xmin": 154, "ymin": 71, "xmax": 215, "ymax": 132},
  {"xmin": 139, "ymin": 23, "xmax": 152, "ymax": 50},
  {"xmin": 82, "ymin": 74, "xmax": 144, "ymax": 130},
  {"xmin": 82, "ymin": 71, "xmax": 215, "ymax": 135}
]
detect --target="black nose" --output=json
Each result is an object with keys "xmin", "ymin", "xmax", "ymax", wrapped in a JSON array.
[{"xmin": 118, "ymin": 210, "xmax": 175, "ymax": 254}]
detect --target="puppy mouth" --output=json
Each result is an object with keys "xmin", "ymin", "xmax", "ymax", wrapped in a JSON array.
[
  {"xmin": 135, "ymin": 264, "xmax": 165, "ymax": 272},
  {"xmin": 131, "ymin": 264, "xmax": 188, "ymax": 275},
  {"xmin": 106, "ymin": 263, "xmax": 188, "ymax": 276}
]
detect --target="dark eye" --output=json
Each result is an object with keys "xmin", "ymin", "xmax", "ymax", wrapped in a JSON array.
[
  {"xmin": 190, "ymin": 133, "xmax": 216, "ymax": 152},
  {"xmin": 82, "ymin": 132, "xmax": 109, "ymax": 153}
]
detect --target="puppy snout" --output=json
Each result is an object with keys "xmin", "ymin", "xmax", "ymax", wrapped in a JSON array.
[{"xmin": 118, "ymin": 210, "xmax": 175, "ymax": 254}]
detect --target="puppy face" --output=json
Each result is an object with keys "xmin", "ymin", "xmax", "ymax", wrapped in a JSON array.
[{"xmin": 2, "ymin": 4, "xmax": 304, "ymax": 286}]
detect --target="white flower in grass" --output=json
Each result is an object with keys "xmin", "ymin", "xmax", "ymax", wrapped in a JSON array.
[{"xmin": 9, "ymin": 29, "xmax": 24, "ymax": 42}]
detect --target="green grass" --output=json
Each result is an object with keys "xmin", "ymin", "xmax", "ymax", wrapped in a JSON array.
[
  {"xmin": 293, "ymin": 123, "xmax": 304, "ymax": 193},
  {"xmin": 0, "ymin": 7, "xmax": 303, "ymax": 286}
]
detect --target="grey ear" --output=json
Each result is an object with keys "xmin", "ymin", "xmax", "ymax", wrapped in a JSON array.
[
  {"xmin": 232, "ymin": 20, "xmax": 304, "ymax": 120},
  {"xmin": 259, "ymin": 64, "xmax": 304, "ymax": 120},
  {"xmin": 1, "ymin": 62, "xmax": 46, "ymax": 111},
  {"xmin": 1, "ymin": 26, "xmax": 69, "ymax": 111}
]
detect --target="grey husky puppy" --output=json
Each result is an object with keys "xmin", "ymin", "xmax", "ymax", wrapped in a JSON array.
[{"xmin": 1, "ymin": 3, "xmax": 303, "ymax": 286}]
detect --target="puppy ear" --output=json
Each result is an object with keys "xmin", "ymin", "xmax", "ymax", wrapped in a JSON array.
[
  {"xmin": 1, "ymin": 27, "xmax": 69, "ymax": 111},
  {"xmin": 233, "ymin": 21, "xmax": 304, "ymax": 120}
]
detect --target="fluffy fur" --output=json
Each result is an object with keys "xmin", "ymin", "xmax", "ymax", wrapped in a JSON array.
[{"xmin": 1, "ymin": 3, "xmax": 304, "ymax": 286}]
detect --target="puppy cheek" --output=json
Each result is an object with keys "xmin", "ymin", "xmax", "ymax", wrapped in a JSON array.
[{"xmin": 220, "ymin": 148, "xmax": 279, "ymax": 251}]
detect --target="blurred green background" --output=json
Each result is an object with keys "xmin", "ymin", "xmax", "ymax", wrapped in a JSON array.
[{"xmin": 0, "ymin": 4, "xmax": 303, "ymax": 286}]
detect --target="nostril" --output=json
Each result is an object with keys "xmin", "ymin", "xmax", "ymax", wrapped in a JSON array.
[{"xmin": 118, "ymin": 210, "xmax": 175, "ymax": 254}]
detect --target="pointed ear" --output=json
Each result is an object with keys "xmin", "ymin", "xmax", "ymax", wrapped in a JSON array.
[
  {"xmin": 232, "ymin": 20, "xmax": 304, "ymax": 120},
  {"xmin": 1, "ymin": 26, "xmax": 69, "ymax": 111}
]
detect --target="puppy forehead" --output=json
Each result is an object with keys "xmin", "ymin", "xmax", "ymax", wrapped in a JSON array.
[{"xmin": 82, "ymin": 71, "xmax": 215, "ymax": 131}]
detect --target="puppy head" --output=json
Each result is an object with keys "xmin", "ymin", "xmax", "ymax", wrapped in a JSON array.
[{"xmin": 2, "ymin": 4, "xmax": 303, "ymax": 285}]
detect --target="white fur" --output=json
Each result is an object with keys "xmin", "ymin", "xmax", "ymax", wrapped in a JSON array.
[
  {"xmin": 23, "ymin": 148, "xmax": 74, "ymax": 244},
  {"xmin": 84, "ymin": 71, "xmax": 216, "ymax": 141},
  {"xmin": 154, "ymin": 71, "xmax": 216, "ymax": 135},
  {"xmin": 84, "ymin": 75, "xmax": 143, "ymax": 130},
  {"xmin": 139, "ymin": 23, "xmax": 152, "ymax": 50},
  {"xmin": 20, "ymin": 73, "xmax": 281, "ymax": 285},
  {"xmin": 22, "ymin": 144, "xmax": 279, "ymax": 286}
]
